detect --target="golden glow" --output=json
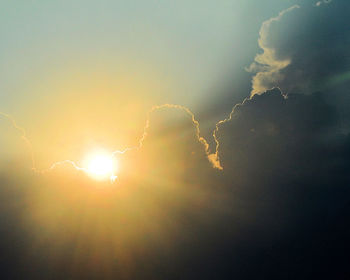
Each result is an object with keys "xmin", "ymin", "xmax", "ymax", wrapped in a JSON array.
[{"xmin": 83, "ymin": 150, "xmax": 117, "ymax": 181}]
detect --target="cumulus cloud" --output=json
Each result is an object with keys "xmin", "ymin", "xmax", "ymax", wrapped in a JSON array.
[
  {"xmin": 246, "ymin": 5, "xmax": 299, "ymax": 96},
  {"xmin": 209, "ymin": 88, "xmax": 350, "ymax": 279},
  {"xmin": 116, "ymin": 88, "xmax": 350, "ymax": 279},
  {"xmin": 248, "ymin": 0, "xmax": 350, "ymax": 97}
]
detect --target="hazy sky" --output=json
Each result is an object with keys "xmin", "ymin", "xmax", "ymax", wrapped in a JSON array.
[
  {"xmin": 0, "ymin": 0, "xmax": 302, "ymax": 166},
  {"xmin": 1, "ymin": 0, "xmax": 292, "ymax": 108}
]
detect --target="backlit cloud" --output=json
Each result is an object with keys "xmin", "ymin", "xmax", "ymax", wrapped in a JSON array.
[{"xmin": 248, "ymin": 0, "xmax": 350, "ymax": 97}]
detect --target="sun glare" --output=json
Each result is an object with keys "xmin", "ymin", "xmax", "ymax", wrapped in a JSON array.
[{"xmin": 83, "ymin": 150, "xmax": 117, "ymax": 181}]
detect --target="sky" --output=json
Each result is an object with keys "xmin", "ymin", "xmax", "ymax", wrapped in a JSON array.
[
  {"xmin": 1, "ymin": 0, "xmax": 350, "ymax": 279},
  {"xmin": 0, "ymin": 0, "xmax": 297, "ymax": 166}
]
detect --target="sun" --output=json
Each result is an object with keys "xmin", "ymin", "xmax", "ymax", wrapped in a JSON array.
[{"xmin": 83, "ymin": 150, "xmax": 118, "ymax": 181}]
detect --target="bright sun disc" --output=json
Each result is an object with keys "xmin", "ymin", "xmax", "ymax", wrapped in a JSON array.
[{"xmin": 83, "ymin": 151, "xmax": 117, "ymax": 181}]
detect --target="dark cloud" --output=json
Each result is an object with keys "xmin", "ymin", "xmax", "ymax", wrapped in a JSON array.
[
  {"xmin": 248, "ymin": 0, "xmax": 350, "ymax": 96},
  {"xmin": 201, "ymin": 88, "xmax": 350, "ymax": 279}
]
